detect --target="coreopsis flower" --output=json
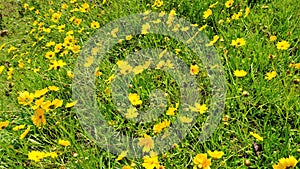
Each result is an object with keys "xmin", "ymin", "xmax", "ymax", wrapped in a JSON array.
[
  {"xmin": 48, "ymin": 86, "xmax": 59, "ymax": 91},
  {"xmin": 58, "ymin": 139, "xmax": 71, "ymax": 146},
  {"xmin": 51, "ymin": 12, "xmax": 62, "ymax": 23},
  {"xmin": 190, "ymin": 65, "xmax": 199, "ymax": 75},
  {"xmin": 138, "ymin": 134, "xmax": 154, "ymax": 152},
  {"xmin": 270, "ymin": 35, "xmax": 277, "ymax": 41},
  {"xmin": 117, "ymin": 60, "xmax": 132, "ymax": 75},
  {"xmin": 193, "ymin": 153, "xmax": 212, "ymax": 169},
  {"xmin": 54, "ymin": 44, "xmax": 63, "ymax": 53},
  {"xmin": 234, "ymin": 70, "xmax": 247, "ymax": 77},
  {"xmin": 73, "ymin": 18, "xmax": 82, "ymax": 26},
  {"xmin": 206, "ymin": 35, "xmax": 220, "ymax": 46},
  {"xmin": 111, "ymin": 28, "xmax": 119, "ymax": 37},
  {"xmin": 125, "ymin": 106, "xmax": 139, "ymax": 119},
  {"xmin": 0, "ymin": 121, "xmax": 9, "ymax": 130},
  {"xmin": 49, "ymin": 60, "xmax": 67, "ymax": 70},
  {"xmin": 225, "ymin": 0, "xmax": 234, "ymax": 8},
  {"xmin": 28, "ymin": 151, "xmax": 47, "ymax": 162},
  {"xmin": 179, "ymin": 116, "xmax": 193, "ymax": 123},
  {"xmin": 207, "ymin": 150, "xmax": 224, "ymax": 159},
  {"xmin": 276, "ymin": 40, "xmax": 290, "ymax": 50},
  {"xmin": 142, "ymin": 154, "xmax": 160, "ymax": 169},
  {"xmin": 12, "ymin": 124, "xmax": 26, "ymax": 131},
  {"xmin": 31, "ymin": 108, "xmax": 46, "ymax": 127},
  {"xmin": 231, "ymin": 38, "xmax": 246, "ymax": 47},
  {"xmin": 189, "ymin": 103, "xmax": 208, "ymax": 114},
  {"xmin": 65, "ymin": 101, "xmax": 78, "ymax": 108},
  {"xmin": 141, "ymin": 23, "xmax": 150, "ymax": 34},
  {"xmin": 273, "ymin": 156, "xmax": 298, "ymax": 169},
  {"xmin": 245, "ymin": 7, "xmax": 250, "ymax": 17},
  {"xmin": 153, "ymin": 119, "xmax": 170, "ymax": 133},
  {"xmin": 265, "ymin": 71, "xmax": 277, "ymax": 80},
  {"xmin": 116, "ymin": 151, "xmax": 128, "ymax": 161},
  {"xmin": 45, "ymin": 51, "xmax": 56, "ymax": 59},
  {"xmin": 41, "ymin": 99, "xmax": 63, "ymax": 112},
  {"xmin": 34, "ymin": 88, "xmax": 48, "ymax": 98},
  {"xmin": 166, "ymin": 103, "xmax": 179, "ymax": 116},
  {"xmin": 203, "ymin": 9, "xmax": 212, "ymax": 19},
  {"xmin": 90, "ymin": 21, "xmax": 100, "ymax": 29},
  {"xmin": 128, "ymin": 93, "xmax": 142, "ymax": 106},
  {"xmin": 250, "ymin": 132, "xmax": 263, "ymax": 141},
  {"xmin": 152, "ymin": 0, "xmax": 163, "ymax": 8},
  {"xmin": 20, "ymin": 126, "xmax": 30, "ymax": 139},
  {"xmin": 18, "ymin": 91, "xmax": 35, "ymax": 106}
]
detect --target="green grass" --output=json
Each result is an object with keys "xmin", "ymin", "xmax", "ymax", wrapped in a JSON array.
[{"xmin": 0, "ymin": 0, "xmax": 299, "ymax": 168}]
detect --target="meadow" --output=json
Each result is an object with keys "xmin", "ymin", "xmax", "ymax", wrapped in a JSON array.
[{"xmin": 0, "ymin": 0, "xmax": 299, "ymax": 168}]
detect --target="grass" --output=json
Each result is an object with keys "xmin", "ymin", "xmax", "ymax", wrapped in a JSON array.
[{"xmin": 0, "ymin": 0, "xmax": 299, "ymax": 168}]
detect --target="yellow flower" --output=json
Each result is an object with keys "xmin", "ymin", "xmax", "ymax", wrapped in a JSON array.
[
  {"xmin": 128, "ymin": 93, "xmax": 143, "ymax": 106},
  {"xmin": 141, "ymin": 23, "xmax": 150, "ymax": 34},
  {"xmin": 250, "ymin": 132, "xmax": 263, "ymax": 141},
  {"xmin": 90, "ymin": 21, "xmax": 100, "ymax": 29},
  {"xmin": 193, "ymin": 153, "xmax": 212, "ymax": 169},
  {"xmin": 166, "ymin": 103, "xmax": 179, "ymax": 116},
  {"xmin": 0, "ymin": 65, "xmax": 5, "ymax": 74},
  {"xmin": 265, "ymin": 71, "xmax": 277, "ymax": 80},
  {"xmin": 234, "ymin": 70, "xmax": 247, "ymax": 77},
  {"xmin": 270, "ymin": 35, "xmax": 277, "ymax": 41},
  {"xmin": 0, "ymin": 121, "xmax": 9, "ymax": 130},
  {"xmin": 272, "ymin": 156, "xmax": 298, "ymax": 169},
  {"xmin": 48, "ymin": 86, "xmax": 59, "ymax": 91},
  {"xmin": 65, "ymin": 101, "xmax": 78, "ymax": 108},
  {"xmin": 190, "ymin": 65, "xmax": 199, "ymax": 75},
  {"xmin": 13, "ymin": 124, "xmax": 26, "ymax": 131},
  {"xmin": 45, "ymin": 152, "xmax": 58, "ymax": 159},
  {"xmin": 153, "ymin": 119, "xmax": 170, "ymax": 133},
  {"xmin": 142, "ymin": 155, "xmax": 160, "ymax": 169},
  {"xmin": 116, "ymin": 151, "xmax": 128, "ymax": 161},
  {"xmin": 207, "ymin": 150, "xmax": 224, "ymax": 159},
  {"xmin": 31, "ymin": 108, "xmax": 46, "ymax": 127},
  {"xmin": 203, "ymin": 9, "xmax": 212, "ymax": 19},
  {"xmin": 117, "ymin": 60, "xmax": 132, "ymax": 75},
  {"xmin": 18, "ymin": 91, "xmax": 35, "ymax": 106},
  {"xmin": 138, "ymin": 134, "xmax": 154, "ymax": 152},
  {"xmin": 199, "ymin": 24, "xmax": 208, "ymax": 31},
  {"xmin": 231, "ymin": 38, "xmax": 246, "ymax": 47},
  {"xmin": 245, "ymin": 7, "xmax": 250, "ymax": 17},
  {"xmin": 276, "ymin": 40, "xmax": 290, "ymax": 50},
  {"xmin": 152, "ymin": 0, "xmax": 163, "ymax": 8},
  {"xmin": 58, "ymin": 139, "xmax": 71, "ymax": 146},
  {"xmin": 67, "ymin": 71, "xmax": 74, "ymax": 78},
  {"xmin": 125, "ymin": 107, "xmax": 139, "ymax": 119},
  {"xmin": 34, "ymin": 88, "xmax": 49, "ymax": 98},
  {"xmin": 122, "ymin": 166, "xmax": 132, "ymax": 169},
  {"xmin": 51, "ymin": 12, "xmax": 62, "ymax": 23},
  {"xmin": 179, "ymin": 116, "xmax": 193, "ymax": 123},
  {"xmin": 49, "ymin": 60, "xmax": 67, "ymax": 70},
  {"xmin": 45, "ymin": 51, "xmax": 56, "ymax": 59},
  {"xmin": 206, "ymin": 35, "xmax": 220, "ymax": 46},
  {"xmin": 225, "ymin": 0, "xmax": 234, "ymax": 8},
  {"xmin": 73, "ymin": 18, "xmax": 82, "ymax": 26},
  {"xmin": 20, "ymin": 126, "xmax": 30, "ymax": 139},
  {"xmin": 28, "ymin": 151, "xmax": 46, "ymax": 162},
  {"xmin": 190, "ymin": 103, "xmax": 208, "ymax": 114},
  {"xmin": 111, "ymin": 28, "xmax": 119, "ymax": 37}
]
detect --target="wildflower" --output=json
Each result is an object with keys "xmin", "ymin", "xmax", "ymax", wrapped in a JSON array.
[
  {"xmin": 179, "ymin": 116, "xmax": 193, "ymax": 123},
  {"xmin": 231, "ymin": 38, "xmax": 246, "ymax": 47},
  {"xmin": 142, "ymin": 155, "xmax": 160, "ymax": 169},
  {"xmin": 272, "ymin": 156, "xmax": 297, "ymax": 169},
  {"xmin": 193, "ymin": 153, "xmax": 212, "ymax": 169},
  {"xmin": 20, "ymin": 126, "xmax": 30, "ymax": 139},
  {"xmin": 67, "ymin": 71, "xmax": 74, "ymax": 78},
  {"xmin": 206, "ymin": 35, "xmax": 220, "ymax": 46},
  {"xmin": 142, "ymin": 23, "xmax": 150, "ymax": 34},
  {"xmin": 41, "ymin": 99, "xmax": 63, "ymax": 112},
  {"xmin": 0, "ymin": 121, "xmax": 9, "ymax": 130},
  {"xmin": 7, "ymin": 67, "xmax": 14, "ymax": 80},
  {"xmin": 58, "ymin": 139, "xmax": 71, "ymax": 146},
  {"xmin": 34, "ymin": 88, "xmax": 48, "ymax": 98},
  {"xmin": 45, "ymin": 51, "xmax": 56, "ymax": 59},
  {"xmin": 28, "ymin": 151, "xmax": 46, "ymax": 162},
  {"xmin": 199, "ymin": 24, "xmax": 208, "ymax": 31},
  {"xmin": 65, "ymin": 101, "xmax": 78, "ymax": 108},
  {"xmin": 84, "ymin": 56, "xmax": 94, "ymax": 67},
  {"xmin": 126, "ymin": 35, "xmax": 133, "ymax": 40},
  {"xmin": 225, "ymin": 0, "xmax": 234, "ymax": 8},
  {"xmin": 117, "ymin": 60, "xmax": 132, "ymax": 75},
  {"xmin": 13, "ymin": 124, "xmax": 26, "ymax": 131},
  {"xmin": 70, "ymin": 45, "xmax": 81, "ymax": 53},
  {"xmin": 166, "ymin": 103, "xmax": 179, "ymax": 116},
  {"xmin": 209, "ymin": 2, "xmax": 219, "ymax": 8},
  {"xmin": 245, "ymin": 7, "xmax": 250, "ymax": 17},
  {"xmin": 90, "ymin": 21, "xmax": 100, "ymax": 29},
  {"xmin": 125, "ymin": 107, "xmax": 139, "ymax": 119},
  {"xmin": 153, "ymin": 119, "xmax": 170, "ymax": 133},
  {"xmin": 232, "ymin": 11, "xmax": 243, "ymax": 20},
  {"xmin": 190, "ymin": 65, "xmax": 199, "ymax": 75},
  {"xmin": 18, "ymin": 91, "xmax": 35, "ymax": 106},
  {"xmin": 54, "ymin": 44, "xmax": 63, "ymax": 53},
  {"xmin": 189, "ymin": 103, "xmax": 208, "ymax": 114},
  {"xmin": 152, "ymin": 0, "xmax": 163, "ymax": 8},
  {"xmin": 51, "ymin": 13, "xmax": 62, "ymax": 23},
  {"xmin": 73, "ymin": 18, "xmax": 82, "ymax": 26},
  {"xmin": 45, "ymin": 152, "xmax": 58, "ymax": 159},
  {"xmin": 48, "ymin": 86, "xmax": 59, "ymax": 91},
  {"xmin": 31, "ymin": 108, "xmax": 46, "ymax": 127},
  {"xmin": 133, "ymin": 65, "xmax": 144, "ymax": 75},
  {"xmin": 276, "ymin": 40, "xmax": 290, "ymax": 50},
  {"xmin": 111, "ymin": 28, "xmax": 119, "ymax": 37},
  {"xmin": 122, "ymin": 166, "xmax": 132, "ymax": 169},
  {"xmin": 49, "ymin": 60, "xmax": 67, "ymax": 70},
  {"xmin": 138, "ymin": 134, "xmax": 154, "ymax": 152},
  {"xmin": 203, "ymin": 9, "xmax": 212, "ymax": 19},
  {"xmin": 128, "ymin": 93, "xmax": 143, "ymax": 106},
  {"xmin": 207, "ymin": 150, "xmax": 224, "ymax": 159},
  {"xmin": 234, "ymin": 70, "xmax": 247, "ymax": 77},
  {"xmin": 270, "ymin": 35, "xmax": 277, "ymax": 41},
  {"xmin": 250, "ymin": 132, "xmax": 263, "ymax": 141},
  {"xmin": 31, "ymin": 97, "xmax": 45, "ymax": 110},
  {"xmin": 116, "ymin": 151, "xmax": 128, "ymax": 161},
  {"xmin": 265, "ymin": 71, "xmax": 277, "ymax": 80},
  {"xmin": 0, "ymin": 66, "xmax": 5, "ymax": 74}
]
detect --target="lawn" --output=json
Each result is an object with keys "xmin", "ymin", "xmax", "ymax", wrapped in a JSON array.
[{"xmin": 0, "ymin": 0, "xmax": 299, "ymax": 168}]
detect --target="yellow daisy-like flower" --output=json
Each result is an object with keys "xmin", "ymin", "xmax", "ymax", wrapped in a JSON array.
[
  {"xmin": 65, "ymin": 101, "xmax": 78, "ymax": 108},
  {"xmin": 153, "ymin": 119, "xmax": 170, "ymax": 133},
  {"xmin": 225, "ymin": 0, "xmax": 234, "ymax": 8},
  {"xmin": 28, "ymin": 151, "xmax": 47, "ymax": 162},
  {"xmin": 20, "ymin": 126, "xmax": 30, "ymax": 139},
  {"xmin": 207, "ymin": 150, "xmax": 224, "ymax": 159},
  {"xmin": 90, "ymin": 21, "xmax": 100, "ymax": 29},
  {"xmin": 203, "ymin": 9, "xmax": 212, "ymax": 19},
  {"xmin": 138, "ymin": 134, "xmax": 154, "ymax": 152},
  {"xmin": 272, "ymin": 156, "xmax": 298, "ymax": 169},
  {"xmin": 0, "ymin": 121, "xmax": 9, "ymax": 130},
  {"xmin": 58, "ymin": 139, "xmax": 71, "ymax": 146},
  {"xmin": 193, "ymin": 153, "xmax": 212, "ymax": 169},
  {"xmin": 234, "ymin": 70, "xmax": 247, "ymax": 77},
  {"xmin": 12, "ymin": 124, "xmax": 26, "ymax": 131},
  {"xmin": 142, "ymin": 155, "xmax": 160, "ymax": 169},
  {"xmin": 18, "ymin": 91, "xmax": 35, "ymax": 106},
  {"xmin": 128, "ymin": 93, "xmax": 143, "ymax": 106},
  {"xmin": 116, "ymin": 151, "xmax": 128, "ymax": 161},
  {"xmin": 190, "ymin": 103, "xmax": 208, "ymax": 114},
  {"xmin": 190, "ymin": 65, "xmax": 199, "ymax": 75},
  {"xmin": 250, "ymin": 132, "xmax": 263, "ymax": 141},
  {"xmin": 125, "ymin": 106, "xmax": 139, "ymax": 119},
  {"xmin": 270, "ymin": 35, "xmax": 277, "ymax": 41},
  {"xmin": 31, "ymin": 108, "xmax": 46, "ymax": 127},
  {"xmin": 231, "ymin": 38, "xmax": 246, "ymax": 47},
  {"xmin": 265, "ymin": 71, "xmax": 277, "ymax": 80},
  {"xmin": 276, "ymin": 40, "xmax": 290, "ymax": 50}
]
